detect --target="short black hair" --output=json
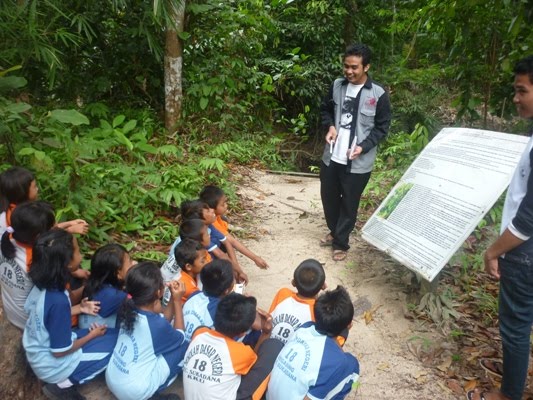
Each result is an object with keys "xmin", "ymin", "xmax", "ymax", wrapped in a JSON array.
[
  {"xmin": 344, "ymin": 43, "xmax": 372, "ymax": 66},
  {"xmin": 514, "ymin": 55, "xmax": 533, "ymax": 84},
  {"xmin": 0, "ymin": 166, "xmax": 35, "ymax": 212},
  {"xmin": 214, "ymin": 293, "xmax": 257, "ymax": 337},
  {"xmin": 174, "ymin": 238, "xmax": 203, "ymax": 271},
  {"xmin": 200, "ymin": 259, "xmax": 234, "ymax": 297},
  {"xmin": 29, "ymin": 228, "xmax": 74, "ymax": 290},
  {"xmin": 314, "ymin": 286, "xmax": 354, "ymax": 337},
  {"xmin": 179, "ymin": 218, "xmax": 206, "ymax": 242},
  {"xmin": 180, "ymin": 199, "xmax": 209, "ymax": 220},
  {"xmin": 293, "ymin": 259, "xmax": 325, "ymax": 298},
  {"xmin": 84, "ymin": 243, "xmax": 129, "ymax": 299},
  {"xmin": 199, "ymin": 185, "xmax": 225, "ymax": 209}
]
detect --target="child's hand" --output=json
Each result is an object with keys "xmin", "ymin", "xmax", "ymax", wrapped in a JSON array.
[
  {"xmin": 254, "ymin": 257, "xmax": 269, "ymax": 270},
  {"xmin": 256, "ymin": 308, "xmax": 272, "ymax": 335},
  {"xmin": 235, "ymin": 269, "xmax": 249, "ymax": 285},
  {"xmin": 169, "ymin": 280, "xmax": 186, "ymax": 301},
  {"xmin": 80, "ymin": 298, "xmax": 100, "ymax": 316},
  {"xmin": 68, "ymin": 219, "xmax": 89, "ymax": 235},
  {"xmin": 71, "ymin": 268, "xmax": 90, "ymax": 281},
  {"xmin": 89, "ymin": 323, "xmax": 107, "ymax": 337}
]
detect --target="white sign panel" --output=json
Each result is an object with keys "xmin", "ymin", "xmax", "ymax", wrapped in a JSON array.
[{"xmin": 362, "ymin": 127, "xmax": 529, "ymax": 281}]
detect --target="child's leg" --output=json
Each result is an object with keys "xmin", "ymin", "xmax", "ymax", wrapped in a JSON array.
[
  {"xmin": 237, "ymin": 339, "xmax": 284, "ymax": 400},
  {"xmin": 68, "ymin": 329, "xmax": 118, "ymax": 385}
]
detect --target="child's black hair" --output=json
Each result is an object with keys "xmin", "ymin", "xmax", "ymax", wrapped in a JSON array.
[
  {"xmin": 83, "ymin": 244, "xmax": 129, "ymax": 299},
  {"xmin": 214, "ymin": 292, "xmax": 257, "ymax": 337},
  {"xmin": 514, "ymin": 55, "xmax": 533, "ymax": 84},
  {"xmin": 0, "ymin": 167, "xmax": 35, "ymax": 212},
  {"xmin": 200, "ymin": 259, "xmax": 234, "ymax": 297},
  {"xmin": 29, "ymin": 228, "xmax": 74, "ymax": 290},
  {"xmin": 179, "ymin": 218, "xmax": 206, "ymax": 242},
  {"xmin": 118, "ymin": 261, "xmax": 163, "ymax": 334},
  {"xmin": 174, "ymin": 238, "xmax": 203, "ymax": 271},
  {"xmin": 180, "ymin": 199, "xmax": 209, "ymax": 220},
  {"xmin": 199, "ymin": 185, "xmax": 225, "ymax": 209},
  {"xmin": 314, "ymin": 285, "xmax": 354, "ymax": 337},
  {"xmin": 293, "ymin": 259, "xmax": 326, "ymax": 298},
  {"xmin": 0, "ymin": 201, "xmax": 55, "ymax": 259}
]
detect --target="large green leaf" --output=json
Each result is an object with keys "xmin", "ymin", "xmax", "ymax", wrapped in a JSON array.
[{"xmin": 49, "ymin": 109, "xmax": 89, "ymax": 126}]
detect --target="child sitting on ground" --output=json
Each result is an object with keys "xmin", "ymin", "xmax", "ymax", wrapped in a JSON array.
[
  {"xmin": 182, "ymin": 259, "xmax": 235, "ymax": 341},
  {"xmin": 268, "ymin": 258, "xmax": 326, "ymax": 344},
  {"xmin": 105, "ymin": 262, "xmax": 187, "ymax": 400},
  {"xmin": 164, "ymin": 238, "xmax": 208, "ymax": 305},
  {"xmin": 183, "ymin": 292, "xmax": 282, "ymax": 400},
  {"xmin": 171, "ymin": 200, "xmax": 247, "ymax": 283},
  {"xmin": 0, "ymin": 166, "xmax": 89, "ymax": 236},
  {"xmin": 161, "ymin": 219, "xmax": 210, "ymax": 303},
  {"xmin": 78, "ymin": 244, "xmax": 134, "ymax": 329},
  {"xmin": 267, "ymin": 286, "xmax": 360, "ymax": 400},
  {"xmin": 200, "ymin": 185, "xmax": 269, "ymax": 270},
  {"xmin": 23, "ymin": 229, "xmax": 118, "ymax": 400}
]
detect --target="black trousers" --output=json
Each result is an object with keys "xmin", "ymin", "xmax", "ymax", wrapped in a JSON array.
[{"xmin": 320, "ymin": 161, "xmax": 371, "ymax": 251}]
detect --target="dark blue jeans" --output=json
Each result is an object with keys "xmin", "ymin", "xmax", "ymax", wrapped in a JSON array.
[{"xmin": 499, "ymin": 257, "xmax": 533, "ymax": 400}]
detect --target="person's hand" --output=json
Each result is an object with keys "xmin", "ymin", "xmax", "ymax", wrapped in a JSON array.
[
  {"xmin": 80, "ymin": 298, "xmax": 100, "ymax": 315},
  {"xmin": 235, "ymin": 269, "xmax": 249, "ymax": 285},
  {"xmin": 257, "ymin": 308, "xmax": 273, "ymax": 335},
  {"xmin": 348, "ymin": 146, "xmax": 363, "ymax": 160},
  {"xmin": 63, "ymin": 219, "xmax": 89, "ymax": 235},
  {"xmin": 89, "ymin": 323, "xmax": 107, "ymax": 337},
  {"xmin": 325, "ymin": 126, "xmax": 337, "ymax": 144},
  {"xmin": 71, "ymin": 268, "xmax": 90, "ymax": 280},
  {"xmin": 169, "ymin": 280, "xmax": 186, "ymax": 301},
  {"xmin": 254, "ymin": 256, "xmax": 269, "ymax": 270},
  {"xmin": 484, "ymin": 251, "xmax": 500, "ymax": 280}
]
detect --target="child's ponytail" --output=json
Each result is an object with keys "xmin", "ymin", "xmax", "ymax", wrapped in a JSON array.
[
  {"xmin": 118, "ymin": 261, "xmax": 164, "ymax": 334},
  {"xmin": 0, "ymin": 201, "xmax": 55, "ymax": 260}
]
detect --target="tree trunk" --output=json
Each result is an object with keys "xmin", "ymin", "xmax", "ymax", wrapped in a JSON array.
[
  {"xmin": 164, "ymin": 0, "xmax": 185, "ymax": 134},
  {"xmin": 343, "ymin": 0, "xmax": 358, "ymax": 45}
]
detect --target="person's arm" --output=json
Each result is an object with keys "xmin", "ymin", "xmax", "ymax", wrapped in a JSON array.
[
  {"xmin": 53, "ymin": 324, "xmax": 107, "ymax": 357},
  {"xmin": 358, "ymin": 90, "xmax": 392, "ymax": 153},
  {"xmin": 320, "ymin": 82, "xmax": 336, "ymax": 130},
  {"xmin": 168, "ymin": 280, "xmax": 186, "ymax": 330},
  {"xmin": 56, "ymin": 219, "xmax": 89, "ymax": 235},
  {"xmin": 69, "ymin": 285, "xmax": 85, "ymax": 306},
  {"xmin": 71, "ymin": 297, "xmax": 100, "ymax": 316},
  {"xmin": 228, "ymin": 235, "xmax": 269, "ymax": 269},
  {"xmin": 253, "ymin": 308, "xmax": 272, "ymax": 352},
  {"xmin": 485, "ymin": 150, "xmax": 533, "ymax": 279},
  {"xmin": 211, "ymin": 247, "xmax": 249, "ymax": 284}
]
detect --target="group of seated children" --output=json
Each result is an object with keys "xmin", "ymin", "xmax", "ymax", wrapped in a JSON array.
[{"xmin": 0, "ymin": 165, "xmax": 360, "ymax": 400}]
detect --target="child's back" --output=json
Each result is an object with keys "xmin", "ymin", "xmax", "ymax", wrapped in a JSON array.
[
  {"xmin": 182, "ymin": 259, "xmax": 234, "ymax": 341},
  {"xmin": 267, "ymin": 286, "xmax": 359, "ymax": 400},
  {"xmin": 268, "ymin": 259, "xmax": 325, "ymax": 344},
  {"xmin": 183, "ymin": 293, "xmax": 258, "ymax": 400}
]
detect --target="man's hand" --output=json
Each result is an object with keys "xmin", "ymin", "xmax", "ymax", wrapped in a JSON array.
[
  {"xmin": 484, "ymin": 251, "xmax": 501, "ymax": 280},
  {"xmin": 348, "ymin": 146, "xmax": 363, "ymax": 160},
  {"xmin": 325, "ymin": 126, "xmax": 337, "ymax": 144}
]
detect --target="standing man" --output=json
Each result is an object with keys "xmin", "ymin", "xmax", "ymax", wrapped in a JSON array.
[
  {"xmin": 319, "ymin": 43, "xmax": 391, "ymax": 261},
  {"xmin": 469, "ymin": 55, "xmax": 533, "ymax": 400}
]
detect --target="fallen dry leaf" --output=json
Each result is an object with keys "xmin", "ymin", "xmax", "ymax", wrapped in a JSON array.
[{"xmin": 464, "ymin": 379, "xmax": 479, "ymax": 392}]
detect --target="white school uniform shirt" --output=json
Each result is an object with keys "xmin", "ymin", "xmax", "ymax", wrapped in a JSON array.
[
  {"xmin": 267, "ymin": 322, "xmax": 359, "ymax": 400},
  {"xmin": 22, "ymin": 287, "xmax": 81, "ymax": 383},
  {"xmin": 0, "ymin": 239, "xmax": 33, "ymax": 329},
  {"xmin": 182, "ymin": 291, "xmax": 220, "ymax": 341},
  {"xmin": 105, "ymin": 310, "xmax": 187, "ymax": 400}
]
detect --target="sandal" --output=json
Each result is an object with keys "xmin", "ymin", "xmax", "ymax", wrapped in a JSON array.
[
  {"xmin": 319, "ymin": 234, "xmax": 334, "ymax": 247},
  {"xmin": 466, "ymin": 389, "xmax": 488, "ymax": 400},
  {"xmin": 480, "ymin": 358, "xmax": 503, "ymax": 379},
  {"xmin": 332, "ymin": 250, "xmax": 347, "ymax": 262}
]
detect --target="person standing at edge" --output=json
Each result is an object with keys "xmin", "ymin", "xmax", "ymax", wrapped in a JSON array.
[
  {"xmin": 468, "ymin": 55, "xmax": 533, "ymax": 400},
  {"xmin": 319, "ymin": 43, "xmax": 391, "ymax": 261}
]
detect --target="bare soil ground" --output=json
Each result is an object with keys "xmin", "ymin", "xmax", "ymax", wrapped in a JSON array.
[{"xmin": 0, "ymin": 168, "xmax": 460, "ymax": 399}]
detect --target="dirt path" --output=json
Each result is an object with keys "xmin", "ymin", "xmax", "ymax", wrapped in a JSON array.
[{"xmin": 3, "ymin": 168, "xmax": 459, "ymax": 399}]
